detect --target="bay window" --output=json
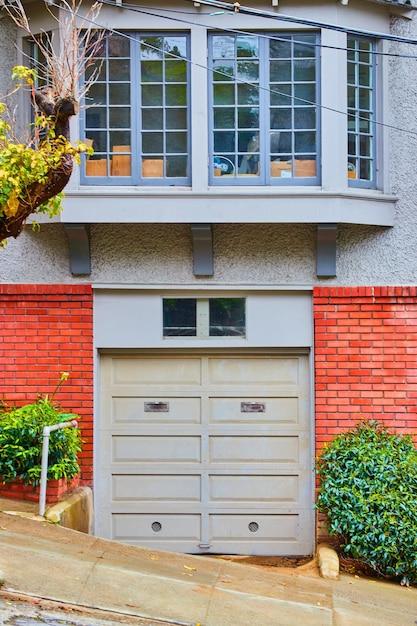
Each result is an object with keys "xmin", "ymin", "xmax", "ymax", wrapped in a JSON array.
[
  {"xmin": 82, "ymin": 32, "xmax": 190, "ymax": 185},
  {"xmin": 209, "ymin": 32, "xmax": 320, "ymax": 185}
]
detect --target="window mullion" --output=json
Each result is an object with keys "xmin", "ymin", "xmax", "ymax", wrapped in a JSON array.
[{"xmin": 260, "ymin": 36, "xmax": 269, "ymax": 185}]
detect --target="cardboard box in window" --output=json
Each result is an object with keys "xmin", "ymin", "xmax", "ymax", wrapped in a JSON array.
[
  {"xmin": 111, "ymin": 145, "xmax": 131, "ymax": 177},
  {"xmin": 294, "ymin": 159, "xmax": 316, "ymax": 178},
  {"xmin": 142, "ymin": 158, "xmax": 164, "ymax": 178},
  {"xmin": 270, "ymin": 160, "xmax": 292, "ymax": 178},
  {"xmin": 85, "ymin": 158, "xmax": 107, "ymax": 177}
]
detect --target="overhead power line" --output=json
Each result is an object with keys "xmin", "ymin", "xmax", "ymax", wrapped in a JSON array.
[
  {"xmin": 184, "ymin": 0, "xmax": 417, "ymax": 47},
  {"xmin": 97, "ymin": 0, "xmax": 417, "ymax": 59},
  {"xmin": 51, "ymin": 0, "xmax": 417, "ymax": 138}
]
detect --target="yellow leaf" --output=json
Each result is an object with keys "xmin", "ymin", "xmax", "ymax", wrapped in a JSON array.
[{"xmin": 4, "ymin": 191, "xmax": 19, "ymax": 217}]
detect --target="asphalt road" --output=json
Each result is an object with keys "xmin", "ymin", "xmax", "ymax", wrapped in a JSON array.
[{"xmin": 0, "ymin": 598, "xmax": 168, "ymax": 626}]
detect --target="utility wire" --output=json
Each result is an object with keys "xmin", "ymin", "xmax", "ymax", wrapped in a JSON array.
[
  {"xmin": 98, "ymin": 0, "xmax": 417, "ymax": 59},
  {"xmin": 184, "ymin": 0, "xmax": 417, "ymax": 47},
  {"xmin": 51, "ymin": 0, "xmax": 417, "ymax": 138}
]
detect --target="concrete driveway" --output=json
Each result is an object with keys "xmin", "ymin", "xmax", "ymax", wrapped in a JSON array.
[{"xmin": 0, "ymin": 512, "xmax": 415, "ymax": 626}]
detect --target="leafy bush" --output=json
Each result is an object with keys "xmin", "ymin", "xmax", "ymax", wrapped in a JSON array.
[
  {"xmin": 317, "ymin": 421, "xmax": 417, "ymax": 584},
  {"xmin": 0, "ymin": 397, "xmax": 81, "ymax": 485}
]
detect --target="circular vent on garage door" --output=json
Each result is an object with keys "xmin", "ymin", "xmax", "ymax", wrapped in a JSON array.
[
  {"xmin": 151, "ymin": 521, "xmax": 162, "ymax": 532},
  {"xmin": 248, "ymin": 522, "xmax": 259, "ymax": 533}
]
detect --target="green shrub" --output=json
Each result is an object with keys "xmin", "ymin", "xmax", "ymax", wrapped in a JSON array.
[
  {"xmin": 0, "ymin": 397, "xmax": 81, "ymax": 485},
  {"xmin": 317, "ymin": 420, "xmax": 417, "ymax": 585}
]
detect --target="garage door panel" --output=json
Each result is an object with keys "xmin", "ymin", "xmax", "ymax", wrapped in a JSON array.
[
  {"xmin": 209, "ymin": 514, "xmax": 298, "ymax": 542},
  {"xmin": 208, "ymin": 358, "xmax": 299, "ymax": 386},
  {"xmin": 210, "ymin": 397, "xmax": 299, "ymax": 425},
  {"xmin": 112, "ymin": 475, "xmax": 201, "ymax": 501},
  {"xmin": 111, "ymin": 358, "xmax": 202, "ymax": 385},
  {"xmin": 112, "ymin": 514, "xmax": 201, "ymax": 542},
  {"xmin": 112, "ymin": 436, "xmax": 201, "ymax": 463},
  {"xmin": 111, "ymin": 397, "xmax": 201, "ymax": 424},
  {"xmin": 209, "ymin": 436, "xmax": 299, "ymax": 464},
  {"xmin": 209, "ymin": 475, "xmax": 299, "ymax": 503}
]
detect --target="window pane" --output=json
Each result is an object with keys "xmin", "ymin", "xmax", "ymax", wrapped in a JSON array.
[
  {"xmin": 108, "ymin": 35, "xmax": 129, "ymax": 57},
  {"xmin": 109, "ymin": 59, "xmax": 130, "ymax": 81},
  {"xmin": 237, "ymin": 84, "xmax": 259, "ymax": 105},
  {"xmin": 86, "ymin": 107, "xmax": 106, "ymax": 128},
  {"xmin": 109, "ymin": 108, "xmax": 130, "ymax": 128},
  {"xmin": 141, "ymin": 60, "xmax": 163, "ymax": 82},
  {"xmin": 141, "ymin": 84, "xmax": 163, "ymax": 106},
  {"xmin": 238, "ymin": 154, "xmax": 260, "ymax": 176},
  {"xmin": 110, "ymin": 131, "xmax": 131, "ymax": 151},
  {"xmin": 214, "ymin": 131, "xmax": 235, "ymax": 152},
  {"xmin": 270, "ymin": 83, "xmax": 292, "ymax": 106},
  {"xmin": 294, "ymin": 59, "xmax": 315, "ymax": 81},
  {"xmin": 237, "ymin": 35, "xmax": 258, "ymax": 58},
  {"xmin": 213, "ymin": 60, "xmax": 234, "ymax": 81},
  {"xmin": 214, "ymin": 84, "xmax": 235, "ymax": 105},
  {"xmin": 86, "ymin": 131, "xmax": 106, "ymax": 152},
  {"xmin": 294, "ymin": 156, "xmax": 316, "ymax": 178},
  {"xmin": 209, "ymin": 299, "xmax": 246, "ymax": 337},
  {"xmin": 237, "ymin": 61, "xmax": 259, "ymax": 81},
  {"xmin": 270, "ymin": 155, "xmax": 292, "ymax": 178},
  {"xmin": 166, "ymin": 132, "xmax": 187, "ymax": 153},
  {"xmin": 238, "ymin": 131, "xmax": 259, "ymax": 152},
  {"xmin": 270, "ymin": 37, "xmax": 291, "ymax": 59},
  {"xmin": 214, "ymin": 108, "xmax": 235, "ymax": 129},
  {"xmin": 142, "ymin": 108, "xmax": 163, "ymax": 130},
  {"xmin": 165, "ymin": 60, "xmax": 187, "ymax": 82},
  {"xmin": 109, "ymin": 84, "xmax": 130, "ymax": 105},
  {"xmin": 347, "ymin": 37, "xmax": 375, "ymax": 186},
  {"xmin": 164, "ymin": 36, "xmax": 187, "ymax": 58},
  {"xmin": 270, "ymin": 60, "xmax": 291, "ymax": 82},
  {"xmin": 88, "ymin": 83, "xmax": 106, "ymax": 105},
  {"xmin": 294, "ymin": 131, "xmax": 315, "ymax": 152},
  {"xmin": 294, "ymin": 107, "xmax": 316, "ymax": 129},
  {"xmin": 140, "ymin": 37, "xmax": 163, "ymax": 60},
  {"xmin": 163, "ymin": 299, "xmax": 196, "ymax": 337},
  {"xmin": 270, "ymin": 109, "xmax": 292, "ymax": 130},
  {"xmin": 271, "ymin": 131, "xmax": 292, "ymax": 153},
  {"xmin": 213, "ymin": 154, "xmax": 236, "ymax": 177},
  {"xmin": 142, "ymin": 132, "xmax": 163, "ymax": 153},
  {"xmin": 166, "ymin": 108, "xmax": 187, "ymax": 129},
  {"xmin": 165, "ymin": 84, "xmax": 187, "ymax": 105},
  {"xmin": 238, "ymin": 108, "xmax": 259, "ymax": 128},
  {"xmin": 212, "ymin": 35, "xmax": 235, "ymax": 59},
  {"xmin": 166, "ymin": 155, "xmax": 187, "ymax": 177}
]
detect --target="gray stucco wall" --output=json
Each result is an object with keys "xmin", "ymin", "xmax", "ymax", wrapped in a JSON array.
[{"xmin": 0, "ymin": 11, "xmax": 416, "ymax": 286}]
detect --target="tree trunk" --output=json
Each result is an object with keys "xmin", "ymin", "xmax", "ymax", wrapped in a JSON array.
[{"xmin": 0, "ymin": 91, "xmax": 78, "ymax": 243}]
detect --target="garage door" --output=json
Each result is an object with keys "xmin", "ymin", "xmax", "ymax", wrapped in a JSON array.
[{"xmin": 96, "ymin": 353, "xmax": 313, "ymax": 555}]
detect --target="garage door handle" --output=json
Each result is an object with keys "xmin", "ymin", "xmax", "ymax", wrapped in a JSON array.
[
  {"xmin": 241, "ymin": 402, "xmax": 265, "ymax": 413},
  {"xmin": 144, "ymin": 402, "xmax": 170, "ymax": 412}
]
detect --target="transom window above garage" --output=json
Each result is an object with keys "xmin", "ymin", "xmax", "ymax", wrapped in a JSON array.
[
  {"xmin": 81, "ymin": 32, "xmax": 190, "ymax": 185},
  {"xmin": 209, "ymin": 32, "xmax": 320, "ymax": 185},
  {"xmin": 163, "ymin": 298, "xmax": 246, "ymax": 337}
]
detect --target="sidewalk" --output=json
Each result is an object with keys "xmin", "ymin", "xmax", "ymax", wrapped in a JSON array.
[{"xmin": 0, "ymin": 511, "xmax": 415, "ymax": 626}]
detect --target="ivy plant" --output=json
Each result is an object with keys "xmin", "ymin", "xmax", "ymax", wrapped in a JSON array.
[
  {"xmin": 317, "ymin": 420, "xmax": 417, "ymax": 585},
  {"xmin": 0, "ymin": 378, "xmax": 81, "ymax": 485}
]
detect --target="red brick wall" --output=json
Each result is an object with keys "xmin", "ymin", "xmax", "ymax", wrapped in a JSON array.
[
  {"xmin": 314, "ymin": 287, "xmax": 417, "ymax": 453},
  {"xmin": 0, "ymin": 284, "xmax": 94, "ymax": 498}
]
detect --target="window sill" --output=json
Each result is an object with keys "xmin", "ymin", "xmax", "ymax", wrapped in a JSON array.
[{"xmin": 62, "ymin": 185, "xmax": 396, "ymax": 227}]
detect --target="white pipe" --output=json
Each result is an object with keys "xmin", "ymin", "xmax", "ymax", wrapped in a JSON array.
[{"xmin": 39, "ymin": 420, "xmax": 78, "ymax": 517}]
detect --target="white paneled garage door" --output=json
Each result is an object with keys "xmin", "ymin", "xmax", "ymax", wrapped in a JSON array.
[{"xmin": 97, "ymin": 352, "xmax": 313, "ymax": 555}]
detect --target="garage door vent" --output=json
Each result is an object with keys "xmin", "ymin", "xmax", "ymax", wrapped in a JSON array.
[
  {"xmin": 248, "ymin": 522, "xmax": 259, "ymax": 533},
  {"xmin": 152, "ymin": 522, "xmax": 162, "ymax": 532}
]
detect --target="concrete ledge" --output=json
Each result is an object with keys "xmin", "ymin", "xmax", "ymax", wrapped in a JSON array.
[
  {"xmin": 45, "ymin": 487, "xmax": 93, "ymax": 534},
  {"xmin": 317, "ymin": 544, "xmax": 340, "ymax": 580}
]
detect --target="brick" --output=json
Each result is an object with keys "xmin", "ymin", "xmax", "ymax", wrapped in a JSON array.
[
  {"xmin": 314, "ymin": 286, "xmax": 417, "ymax": 454},
  {"xmin": 0, "ymin": 284, "xmax": 93, "ymax": 503}
]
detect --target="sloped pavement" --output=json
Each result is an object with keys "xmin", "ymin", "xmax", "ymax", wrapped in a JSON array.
[{"xmin": 0, "ymin": 512, "xmax": 415, "ymax": 626}]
